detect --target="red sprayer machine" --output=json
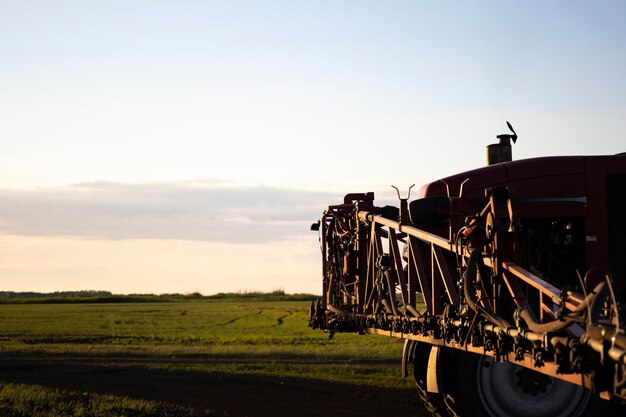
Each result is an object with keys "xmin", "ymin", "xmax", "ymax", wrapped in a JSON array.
[{"xmin": 310, "ymin": 123, "xmax": 626, "ymax": 416}]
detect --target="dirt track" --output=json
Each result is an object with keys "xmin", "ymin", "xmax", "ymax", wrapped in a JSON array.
[{"xmin": 0, "ymin": 357, "xmax": 426, "ymax": 417}]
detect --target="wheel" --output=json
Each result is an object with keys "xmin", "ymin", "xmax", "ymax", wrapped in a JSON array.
[
  {"xmin": 440, "ymin": 348, "xmax": 608, "ymax": 417},
  {"xmin": 412, "ymin": 342, "xmax": 448, "ymax": 417}
]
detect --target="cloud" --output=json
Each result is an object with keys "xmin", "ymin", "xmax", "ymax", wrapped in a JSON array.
[{"xmin": 0, "ymin": 181, "xmax": 339, "ymax": 243}]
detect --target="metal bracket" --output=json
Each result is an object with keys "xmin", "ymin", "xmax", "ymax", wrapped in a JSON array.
[{"xmin": 391, "ymin": 184, "xmax": 415, "ymax": 227}]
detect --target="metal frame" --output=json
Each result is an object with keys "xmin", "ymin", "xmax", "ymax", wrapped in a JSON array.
[{"xmin": 314, "ymin": 190, "xmax": 626, "ymax": 399}]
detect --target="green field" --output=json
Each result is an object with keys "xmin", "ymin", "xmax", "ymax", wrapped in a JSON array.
[{"xmin": 0, "ymin": 299, "xmax": 411, "ymax": 416}]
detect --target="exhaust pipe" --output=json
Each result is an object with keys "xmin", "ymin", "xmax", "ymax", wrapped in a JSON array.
[{"xmin": 487, "ymin": 121, "xmax": 517, "ymax": 165}]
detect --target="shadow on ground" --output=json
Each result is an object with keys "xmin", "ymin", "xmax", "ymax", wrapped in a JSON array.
[{"xmin": 0, "ymin": 356, "xmax": 426, "ymax": 417}]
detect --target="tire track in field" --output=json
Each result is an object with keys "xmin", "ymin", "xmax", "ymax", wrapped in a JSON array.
[
  {"xmin": 273, "ymin": 310, "xmax": 294, "ymax": 327},
  {"xmin": 217, "ymin": 310, "xmax": 263, "ymax": 327}
]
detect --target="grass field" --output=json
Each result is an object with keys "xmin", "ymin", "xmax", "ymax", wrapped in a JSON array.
[{"xmin": 0, "ymin": 299, "xmax": 414, "ymax": 416}]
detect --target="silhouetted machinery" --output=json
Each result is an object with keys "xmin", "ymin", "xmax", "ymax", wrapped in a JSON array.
[{"xmin": 309, "ymin": 124, "xmax": 626, "ymax": 416}]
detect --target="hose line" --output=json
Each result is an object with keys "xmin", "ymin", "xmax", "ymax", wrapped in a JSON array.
[{"xmin": 465, "ymin": 249, "xmax": 513, "ymax": 329}]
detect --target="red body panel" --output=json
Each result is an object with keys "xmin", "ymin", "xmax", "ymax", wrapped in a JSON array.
[{"xmin": 416, "ymin": 154, "xmax": 626, "ymax": 287}]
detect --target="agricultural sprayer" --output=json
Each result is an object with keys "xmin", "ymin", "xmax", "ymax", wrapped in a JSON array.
[{"xmin": 310, "ymin": 124, "xmax": 626, "ymax": 416}]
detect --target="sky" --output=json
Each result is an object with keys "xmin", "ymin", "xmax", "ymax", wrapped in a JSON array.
[{"xmin": 1, "ymin": 1, "xmax": 625, "ymax": 294}]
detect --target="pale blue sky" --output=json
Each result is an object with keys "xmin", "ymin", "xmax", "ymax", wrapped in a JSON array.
[{"xmin": 0, "ymin": 1, "xmax": 625, "ymax": 293}]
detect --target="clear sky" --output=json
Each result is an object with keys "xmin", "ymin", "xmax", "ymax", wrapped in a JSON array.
[{"xmin": 1, "ymin": 1, "xmax": 625, "ymax": 294}]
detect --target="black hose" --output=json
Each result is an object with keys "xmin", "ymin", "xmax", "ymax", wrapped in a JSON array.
[
  {"xmin": 405, "ymin": 304, "xmax": 422, "ymax": 318},
  {"xmin": 517, "ymin": 308, "xmax": 579, "ymax": 334},
  {"xmin": 465, "ymin": 249, "xmax": 513, "ymax": 329},
  {"xmin": 327, "ymin": 304, "xmax": 350, "ymax": 317},
  {"xmin": 381, "ymin": 299, "xmax": 399, "ymax": 316},
  {"xmin": 517, "ymin": 282, "xmax": 615, "ymax": 335},
  {"xmin": 584, "ymin": 283, "xmax": 626, "ymax": 350}
]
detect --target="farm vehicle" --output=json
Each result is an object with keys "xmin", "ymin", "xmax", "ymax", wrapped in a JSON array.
[{"xmin": 309, "ymin": 124, "xmax": 626, "ymax": 416}]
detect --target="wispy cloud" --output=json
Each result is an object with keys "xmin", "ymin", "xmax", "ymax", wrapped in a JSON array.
[{"xmin": 0, "ymin": 181, "xmax": 339, "ymax": 243}]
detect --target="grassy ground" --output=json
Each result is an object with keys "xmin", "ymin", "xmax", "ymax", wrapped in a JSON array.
[
  {"xmin": 0, "ymin": 382, "xmax": 198, "ymax": 417},
  {"xmin": 0, "ymin": 300, "xmax": 410, "ymax": 416}
]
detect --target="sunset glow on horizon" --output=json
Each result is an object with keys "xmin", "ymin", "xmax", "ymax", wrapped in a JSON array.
[{"xmin": 1, "ymin": 1, "xmax": 626, "ymax": 294}]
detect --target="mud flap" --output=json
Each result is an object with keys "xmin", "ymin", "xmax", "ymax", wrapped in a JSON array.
[
  {"xmin": 426, "ymin": 346, "xmax": 442, "ymax": 393},
  {"xmin": 401, "ymin": 339, "xmax": 417, "ymax": 378}
]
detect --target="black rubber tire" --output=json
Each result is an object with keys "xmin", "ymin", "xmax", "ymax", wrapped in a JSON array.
[
  {"xmin": 413, "ymin": 342, "xmax": 448, "ymax": 417},
  {"xmin": 440, "ymin": 348, "xmax": 612, "ymax": 417}
]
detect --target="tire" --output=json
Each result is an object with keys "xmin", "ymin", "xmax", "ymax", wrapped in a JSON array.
[
  {"xmin": 413, "ymin": 342, "xmax": 448, "ymax": 417},
  {"xmin": 440, "ymin": 348, "xmax": 610, "ymax": 417}
]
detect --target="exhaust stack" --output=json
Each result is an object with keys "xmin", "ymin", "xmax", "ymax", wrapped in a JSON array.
[{"xmin": 487, "ymin": 122, "xmax": 518, "ymax": 165}]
